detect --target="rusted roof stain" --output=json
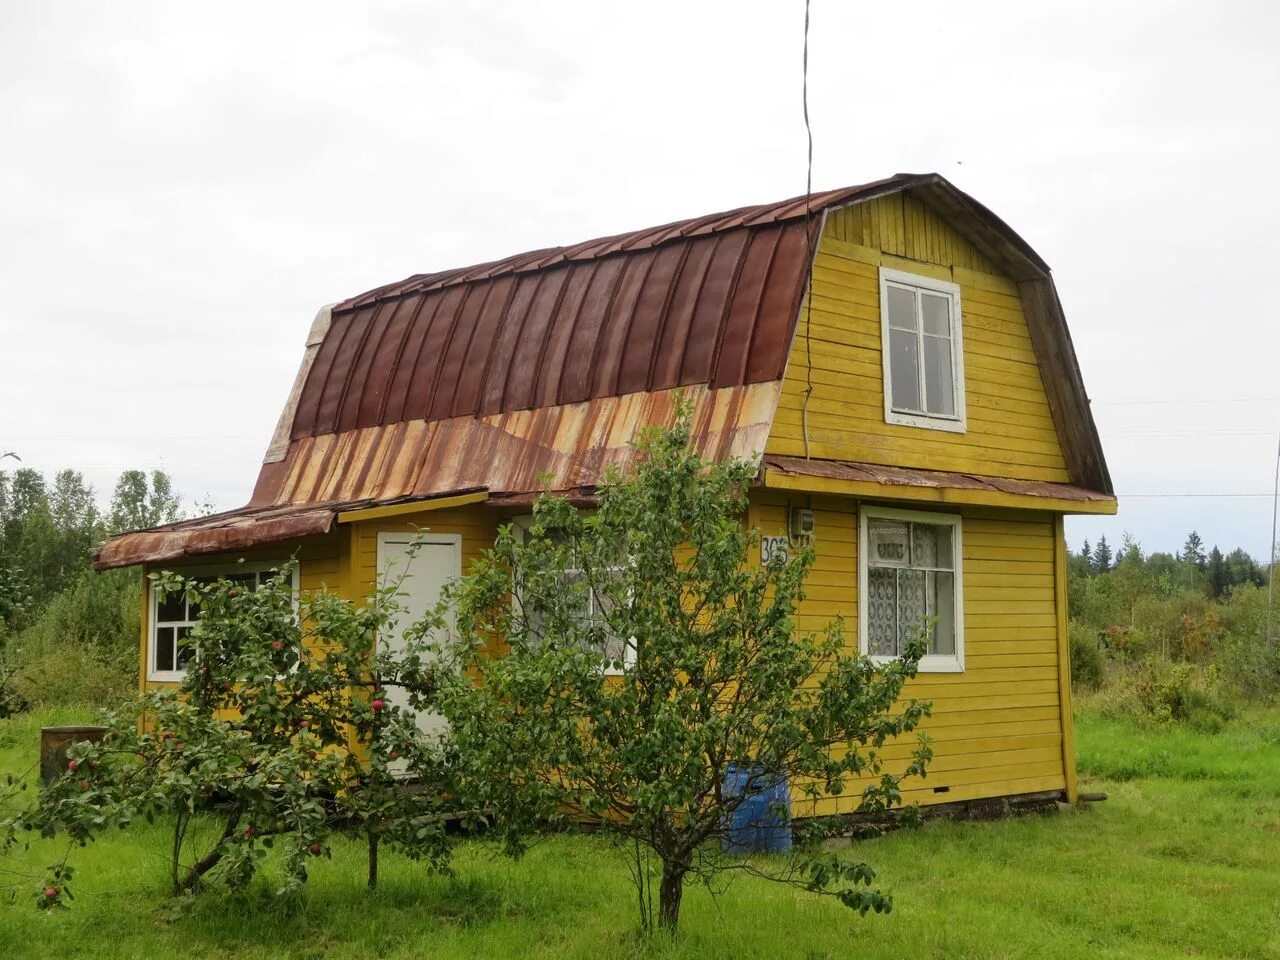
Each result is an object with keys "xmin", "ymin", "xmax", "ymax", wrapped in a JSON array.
[
  {"xmin": 258, "ymin": 383, "xmax": 777, "ymax": 508},
  {"xmin": 94, "ymin": 505, "xmax": 336, "ymax": 570},
  {"xmin": 94, "ymin": 384, "xmax": 777, "ymax": 569}
]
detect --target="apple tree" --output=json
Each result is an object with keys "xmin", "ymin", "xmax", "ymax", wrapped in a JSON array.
[
  {"xmin": 12, "ymin": 560, "xmax": 462, "ymax": 899},
  {"xmin": 437, "ymin": 408, "xmax": 933, "ymax": 934}
]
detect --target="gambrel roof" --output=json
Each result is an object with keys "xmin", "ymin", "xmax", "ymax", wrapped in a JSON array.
[{"xmin": 94, "ymin": 173, "xmax": 1112, "ymax": 569}]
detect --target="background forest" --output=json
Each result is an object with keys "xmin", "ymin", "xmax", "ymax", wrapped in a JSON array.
[
  {"xmin": 0, "ymin": 467, "xmax": 187, "ymax": 713},
  {"xmin": 1, "ymin": 465, "xmax": 1278, "ymax": 728},
  {"xmin": 1068, "ymin": 530, "xmax": 1279, "ymax": 729}
]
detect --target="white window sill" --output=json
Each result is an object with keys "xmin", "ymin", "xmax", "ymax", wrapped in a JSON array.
[
  {"xmin": 868, "ymin": 654, "xmax": 964, "ymax": 674},
  {"xmin": 146, "ymin": 671, "xmax": 186, "ymax": 684},
  {"xmin": 886, "ymin": 410, "xmax": 967, "ymax": 434}
]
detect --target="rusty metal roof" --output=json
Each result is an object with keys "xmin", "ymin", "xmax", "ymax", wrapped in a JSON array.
[
  {"xmin": 286, "ymin": 175, "xmax": 928, "ymax": 441},
  {"xmin": 256, "ymin": 382, "xmax": 777, "ymax": 507},
  {"xmin": 93, "ymin": 503, "xmax": 336, "ymax": 570},
  {"xmin": 95, "ymin": 172, "xmax": 1113, "ymax": 568}
]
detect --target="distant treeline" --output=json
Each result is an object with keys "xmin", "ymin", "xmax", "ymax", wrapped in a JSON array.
[
  {"xmin": 1068, "ymin": 529, "xmax": 1278, "ymax": 729},
  {"xmin": 0, "ymin": 467, "xmax": 189, "ymax": 713}
]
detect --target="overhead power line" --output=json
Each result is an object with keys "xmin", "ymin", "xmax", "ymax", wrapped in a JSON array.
[{"xmin": 1094, "ymin": 397, "xmax": 1280, "ymax": 406}]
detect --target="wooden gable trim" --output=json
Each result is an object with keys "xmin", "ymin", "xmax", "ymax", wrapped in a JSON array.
[
  {"xmin": 829, "ymin": 178, "xmax": 1113, "ymax": 495},
  {"xmin": 336, "ymin": 490, "xmax": 490, "ymax": 524}
]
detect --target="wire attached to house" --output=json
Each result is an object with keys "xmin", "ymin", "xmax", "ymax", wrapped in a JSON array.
[
  {"xmin": 801, "ymin": 0, "xmax": 816, "ymax": 460},
  {"xmin": 1269, "ymin": 432, "xmax": 1280, "ymax": 643}
]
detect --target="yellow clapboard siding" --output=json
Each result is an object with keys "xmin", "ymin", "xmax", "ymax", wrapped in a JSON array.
[
  {"xmin": 912, "ymin": 704, "xmax": 1063, "ymax": 729},
  {"xmin": 751, "ymin": 494, "xmax": 1070, "ymax": 808},
  {"xmin": 767, "ymin": 198, "xmax": 1070, "ymax": 483},
  {"xmin": 966, "ymin": 652, "xmax": 1061, "ymax": 669},
  {"xmin": 879, "ymin": 729, "xmax": 1062, "ymax": 755},
  {"xmin": 899, "ymin": 772, "xmax": 1066, "ymax": 806},
  {"xmin": 773, "ymin": 407, "xmax": 1064, "ymax": 460}
]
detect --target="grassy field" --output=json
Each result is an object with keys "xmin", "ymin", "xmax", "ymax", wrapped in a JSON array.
[{"xmin": 1, "ymin": 707, "xmax": 1278, "ymax": 959}]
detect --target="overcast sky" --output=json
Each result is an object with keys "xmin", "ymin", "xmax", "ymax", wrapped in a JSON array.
[{"xmin": 3, "ymin": 1, "xmax": 1278, "ymax": 560}]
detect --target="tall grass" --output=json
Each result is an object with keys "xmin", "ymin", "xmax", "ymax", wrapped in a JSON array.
[{"xmin": 3, "ymin": 706, "xmax": 1280, "ymax": 959}]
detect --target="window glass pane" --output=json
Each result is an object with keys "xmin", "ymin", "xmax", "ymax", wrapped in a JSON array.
[
  {"xmin": 922, "ymin": 335, "xmax": 955, "ymax": 416},
  {"xmin": 888, "ymin": 328, "xmax": 920, "ymax": 411},
  {"xmin": 869, "ymin": 520, "xmax": 909, "ymax": 567},
  {"xmin": 921, "ymin": 292, "xmax": 950, "ymax": 337},
  {"xmin": 175, "ymin": 627, "xmax": 194, "ymax": 670},
  {"xmin": 155, "ymin": 626, "xmax": 174, "ymax": 672},
  {"xmin": 896, "ymin": 568, "xmax": 928, "ymax": 649},
  {"xmin": 930, "ymin": 571, "xmax": 956, "ymax": 655},
  {"xmin": 866, "ymin": 567, "xmax": 898, "ymax": 657},
  {"xmin": 561, "ymin": 569, "xmax": 591, "ymax": 624},
  {"xmin": 156, "ymin": 589, "xmax": 184, "ymax": 623},
  {"xmin": 886, "ymin": 285, "xmax": 917, "ymax": 331},
  {"xmin": 931, "ymin": 524, "xmax": 954, "ymax": 569},
  {"xmin": 911, "ymin": 523, "xmax": 939, "ymax": 567},
  {"xmin": 226, "ymin": 573, "xmax": 255, "ymax": 592}
]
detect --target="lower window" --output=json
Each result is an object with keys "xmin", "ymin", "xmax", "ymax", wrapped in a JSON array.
[
  {"xmin": 859, "ymin": 507, "xmax": 963, "ymax": 672},
  {"xmin": 513, "ymin": 518, "xmax": 635, "ymax": 675},
  {"xmin": 148, "ymin": 565, "xmax": 295, "ymax": 682}
]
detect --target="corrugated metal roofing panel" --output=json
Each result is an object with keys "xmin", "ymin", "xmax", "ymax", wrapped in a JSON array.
[
  {"xmin": 256, "ymin": 382, "xmax": 780, "ymax": 509},
  {"xmin": 288, "ymin": 176, "xmax": 933, "ymax": 445}
]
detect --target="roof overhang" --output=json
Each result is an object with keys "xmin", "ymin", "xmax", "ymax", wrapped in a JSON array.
[
  {"xmin": 91, "ymin": 488, "xmax": 491, "ymax": 570},
  {"xmin": 761, "ymin": 456, "xmax": 1117, "ymax": 515}
]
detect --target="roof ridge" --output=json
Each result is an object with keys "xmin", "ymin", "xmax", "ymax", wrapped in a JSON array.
[{"xmin": 339, "ymin": 173, "xmax": 937, "ymax": 311}]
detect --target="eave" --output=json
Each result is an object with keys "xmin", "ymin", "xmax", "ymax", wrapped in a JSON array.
[{"xmin": 761, "ymin": 456, "xmax": 1117, "ymax": 516}]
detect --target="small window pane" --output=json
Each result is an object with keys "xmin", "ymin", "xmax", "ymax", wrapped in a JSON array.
[
  {"xmin": 930, "ymin": 571, "xmax": 956, "ymax": 655},
  {"xmin": 910, "ymin": 523, "xmax": 937, "ymax": 567},
  {"xmin": 896, "ymin": 568, "xmax": 928, "ymax": 649},
  {"xmin": 175, "ymin": 627, "xmax": 195, "ymax": 670},
  {"xmin": 921, "ymin": 292, "xmax": 950, "ymax": 337},
  {"xmin": 156, "ymin": 589, "xmax": 185, "ymax": 623},
  {"xmin": 866, "ymin": 567, "xmax": 898, "ymax": 657},
  {"xmin": 888, "ymin": 328, "xmax": 920, "ymax": 411},
  {"xmin": 155, "ymin": 626, "xmax": 175, "ymax": 672},
  {"xmin": 922, "ymin": 336, "xmax": 955, "ymax": 416},
  {"xmin": 226, "ymin": 573, "xmax": 255, "ymax": 594},
  {"xmin": 869, "ymin": 520, "xmax": 909, "ymax": 567},
  {"xmin": 886, "ymin": 285, "xmax": 917, "ymax": 331}
]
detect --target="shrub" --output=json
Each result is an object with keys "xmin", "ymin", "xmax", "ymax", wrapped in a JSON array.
[
  {"xmin": 1216, "ymin": 633, "xmax": 1280, "ymax": 703},
  {"xmin": 3, "ymin": 640, "xmax": 133, "ymax": 710},
  {"xmin": 0, "ymin": 570, "xmax": 139, "ymax": 710},
  {"xmin": 1069, "ymin": 623, "xmax": 1103, "ymax": 691},
  {"xmin": 1101, "ymin": 625, "xmax": 1153, "ymax": 662},
  {"xmin": 11, "ymin": 562, "xmax": 462, "ymax": 903},
  {"xmin": 1126, "ymin": 659, "xmax": 1235, "ymax": 732}
]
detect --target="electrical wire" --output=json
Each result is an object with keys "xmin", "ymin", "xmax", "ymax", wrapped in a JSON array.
[{"xmin": 800, "ymin": 0, "xmax": 815, "ymax": 459}]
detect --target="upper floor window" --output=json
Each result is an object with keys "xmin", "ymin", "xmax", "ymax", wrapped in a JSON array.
[
  {"xmin": 148, "ymin": 564, "xmax": 297, "ymax": 682},
  {"xmin": 879, "ymin": 268, "xmax": 967, "ymax": 433}
]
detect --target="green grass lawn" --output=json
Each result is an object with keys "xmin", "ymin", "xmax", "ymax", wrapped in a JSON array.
[{"xmin": 2, "ymin": 707, "xmax": 1279, "ymax": 959}]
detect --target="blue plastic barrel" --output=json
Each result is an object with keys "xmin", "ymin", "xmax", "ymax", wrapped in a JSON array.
[{"xmin": 722, "ymin": 763, "xmax": 792, "ymax": 854}]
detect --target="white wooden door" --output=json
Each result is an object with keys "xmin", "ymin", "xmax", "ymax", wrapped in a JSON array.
[{"xmin": 376, "ymin": 533, "xmax": 460, "ymax": 746}]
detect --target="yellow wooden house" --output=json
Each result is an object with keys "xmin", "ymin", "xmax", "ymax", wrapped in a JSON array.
[{"xmin": 95, "ymin": 173, "xmax": 1115, "ymax": 813}]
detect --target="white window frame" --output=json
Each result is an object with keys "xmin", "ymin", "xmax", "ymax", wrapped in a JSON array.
[
  {"xmin": 511, "ymin": 516, "xmax": 635, "ymax": 676},
  {"xmin": 858, "ymin": 505, "xmax": 964, "ymax": 673},
  {"xmin": 879, "ymin": 267, "xmax": 967, "ymax": 433},
  {"xmin": 147, "ymin": 562, "xmax": 301, "ymax": 683}
]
